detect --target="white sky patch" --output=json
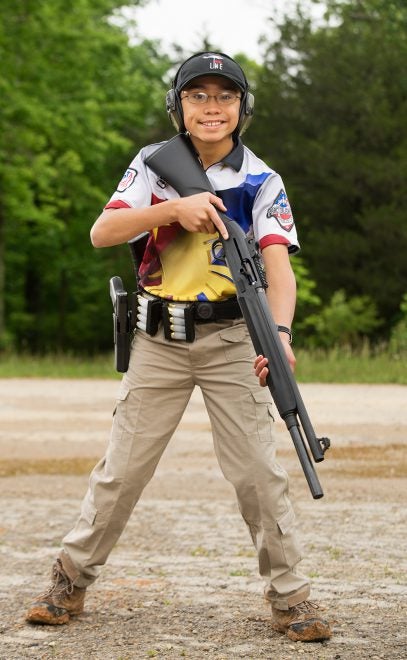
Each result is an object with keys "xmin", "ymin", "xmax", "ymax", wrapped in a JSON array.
[{"xmin": 114, "ymin": 0, "xmax": 328, "ymax": 62}]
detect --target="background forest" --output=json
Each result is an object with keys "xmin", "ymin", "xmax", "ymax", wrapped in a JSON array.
[{"xmin": 0, "ymin": 0, "xmax": 406, "ymax": 357}]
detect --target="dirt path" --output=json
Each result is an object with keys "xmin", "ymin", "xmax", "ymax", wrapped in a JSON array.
[{"xmin": 0, "ymin": 379, "xmax": 406, "ymax": 659}]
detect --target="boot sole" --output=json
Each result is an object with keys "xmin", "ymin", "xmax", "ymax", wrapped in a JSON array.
[
  {"xmin": 272, "ymin": 617, "xmax": 332, "ymax": 642},
  {"xmin": 26, "ymin": 602, "xmax": 71, "ymax": 625}
]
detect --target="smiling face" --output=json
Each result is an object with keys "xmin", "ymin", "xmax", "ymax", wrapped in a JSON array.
[{"xmin": 180, "ymin": 75, "xmax": 241, "ymax": 157}]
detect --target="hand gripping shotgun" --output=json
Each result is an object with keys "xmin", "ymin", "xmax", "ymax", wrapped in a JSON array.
[{"xmin": 145, "ymin": 133, "xmax": 330, "ymax": 499}]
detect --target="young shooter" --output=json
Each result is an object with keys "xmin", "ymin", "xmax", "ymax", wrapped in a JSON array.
[{"xmin": 26, "ymin": 52, "xmax": 331, "ymax": 643}]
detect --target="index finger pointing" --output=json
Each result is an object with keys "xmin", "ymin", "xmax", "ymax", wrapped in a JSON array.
[{"xmin": 209, "ymin": 206, "xmax": 229, "ymax": 240}]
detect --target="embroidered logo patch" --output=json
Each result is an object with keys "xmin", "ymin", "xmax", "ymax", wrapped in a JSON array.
[
  {"xmin": 117, "ymin": 168, "xmax": 137, "ymax": 192},
  {"xmin": 202, "ymin": 53, "xmax": 224, "ymax": 71},
  {"xmin": 266, "ymin": 189, "xmax": 293, "ymax": 232}
]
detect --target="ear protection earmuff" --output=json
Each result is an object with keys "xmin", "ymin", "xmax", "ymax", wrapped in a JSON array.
[
  {"xmin": 238, "ymin": 91, "xmax": 255, "ymax": 135},
  {"xmin": 165, "ymin": 87, "xmax": 183, "ymax": 132},
  {"xmin": 166, "ymin": 55, "xmax": 255, "ymax": 136}
]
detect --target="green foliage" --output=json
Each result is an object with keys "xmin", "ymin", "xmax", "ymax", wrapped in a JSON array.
[
  {"xmin": 304, "ymin": 289, "xmax": 380, "ymax": 348},
  {"xmin": 291, "ymin": 256, "xmax": 321, "ymax": 329},
  {"xmin": 247, "ymin": 0, "xmax": 407, "ymax": 334},
  {"xmin": 1, "ymin": 0, "xmax": 406, "ymax": 354},
  {"xmin": 389, "ymin": 293, "xmax": 407, "ymax": 356},
  {"xmin": 0, "ymin": 0, "xmax": 171, "ymax": 352}
]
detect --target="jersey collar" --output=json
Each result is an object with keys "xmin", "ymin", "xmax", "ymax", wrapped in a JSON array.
[{"xmin": 221, "ymin": 138, "xmax": 244, "ymax": 171}]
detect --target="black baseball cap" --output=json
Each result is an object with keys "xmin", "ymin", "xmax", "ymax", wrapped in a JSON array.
[{"xmin": 174, "ymin": 52, "xmax": 247, "ymax": 93}]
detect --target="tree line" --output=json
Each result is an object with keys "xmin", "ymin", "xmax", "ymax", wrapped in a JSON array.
[{"xmin": 1, "ymin": 0, "xmax": 406, "ymax": 354}]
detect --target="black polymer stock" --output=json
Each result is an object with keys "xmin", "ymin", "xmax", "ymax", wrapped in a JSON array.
[{"xmin": 145, "ymin": 133, "xmax": 330, "ymax": 499}]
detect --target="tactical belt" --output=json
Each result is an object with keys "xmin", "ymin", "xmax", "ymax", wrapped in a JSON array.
[{"xmin": 135, "ymin": 290, "xmax": 243, "ymax": 343}]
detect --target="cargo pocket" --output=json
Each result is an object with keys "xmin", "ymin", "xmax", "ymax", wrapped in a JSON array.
[
  {"xmin": 113, "ymin": 383, "xmax": 130, "ymax": 417},
  {"xmin": 105, "ymin": 385, "xmax": 139, "ymax": 478},
  {"xmin": 219, "ymin": 324, "xmax": 253, "ymax": 362},
  {"xmin": 81, "ymin": 499, "xmax": 97, "ymax": 527},
  {"xmin": 252, "ymin": 388, "xmax": 275, "ymax": 442},
  {"xmin": 277, "ymin": 506, "xmax": 303, "ymax": 567},
  {"xmin": 117, "ymin": 381, "xmax": 130, "ymax": 401},
  {"xmin": 277, "ymin": 507, "xmax": 296, "ymax": 536}
]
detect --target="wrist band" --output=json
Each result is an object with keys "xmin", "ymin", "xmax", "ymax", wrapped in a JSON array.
[{"xmin": 277, "ymin": 325, "xmax": 293, "ymax": 344}]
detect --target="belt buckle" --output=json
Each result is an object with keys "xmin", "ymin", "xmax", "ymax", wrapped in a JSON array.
[{"xmin": 195, "ymin": 302, "xmax": 215, "ymax": 321}]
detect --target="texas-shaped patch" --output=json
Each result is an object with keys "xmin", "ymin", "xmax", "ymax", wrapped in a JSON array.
[{"xmin": 266, "ymin": 189, "xmax": 294, "ymax": 232}]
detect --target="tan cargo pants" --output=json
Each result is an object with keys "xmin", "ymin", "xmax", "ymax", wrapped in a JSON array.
[{"xmin": 63, "ymin": 319, "xmax": 310, "ymax": 609}]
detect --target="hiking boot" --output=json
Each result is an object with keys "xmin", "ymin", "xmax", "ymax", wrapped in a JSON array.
[
  {"xmin": 271, "ymin": 600, "xmax": 332, "ymax": 642},
  {"xmin": 26, "ymin": 551, "xmax": 86, "ymax": 625}
]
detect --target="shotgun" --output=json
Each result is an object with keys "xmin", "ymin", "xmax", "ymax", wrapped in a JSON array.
[{"xmin": 145, "ymin": 133, "xmax": 330, "ymax": 499}]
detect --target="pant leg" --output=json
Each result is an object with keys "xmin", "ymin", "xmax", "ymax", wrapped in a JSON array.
[
  {"xmin": 192, "ymin": 319, "xmax": 310, "ymax": 609},
  {"xmin": 63, "ymin": 329, "xmax": 194, "ymax": 587}
]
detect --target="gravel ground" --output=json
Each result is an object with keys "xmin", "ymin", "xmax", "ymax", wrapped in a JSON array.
[{"xmin": 0, "ymin": 379, "xmax": 406, "ymax": 659}]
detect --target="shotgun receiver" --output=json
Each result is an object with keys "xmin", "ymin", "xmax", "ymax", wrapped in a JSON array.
[{"xmin": 145, "ymin": 133, "xmax": 330, "ymax": 499}]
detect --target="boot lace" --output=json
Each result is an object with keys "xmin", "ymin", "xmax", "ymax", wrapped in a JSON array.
[
  {"xmin": 39, "ymin": 558, "xmax": 74, "ymax": 600},
  {"xmin": 293, "ymin": 600, "xmax": 320, "ymax": 615}
]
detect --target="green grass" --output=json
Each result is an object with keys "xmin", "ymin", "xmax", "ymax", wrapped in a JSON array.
[
  {"xmin": 0, "ymin": 352, "xmax": 119, "ymax": 379},
  {"xmin": 295, "ymin": 347, "xmax": 406, "ymax": 384},
  {"xmin": 0, "ymin": 347, "xmax": 405, "ymax": 383}
]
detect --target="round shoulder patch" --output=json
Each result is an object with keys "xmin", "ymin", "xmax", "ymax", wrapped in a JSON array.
[{"xmin": 117, "ymin": 168, "xmax": 137, "ymax": 192}]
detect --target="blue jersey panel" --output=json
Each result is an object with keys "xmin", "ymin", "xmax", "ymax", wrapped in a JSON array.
[{"xmin": 216, "ymin": 172, "xmax": 271, "ymax": 234}]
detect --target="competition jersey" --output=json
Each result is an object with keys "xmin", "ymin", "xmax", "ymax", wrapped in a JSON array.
[{"xmin": 105, "ymin": 138, "xmax": 300, "ymax": 302}]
